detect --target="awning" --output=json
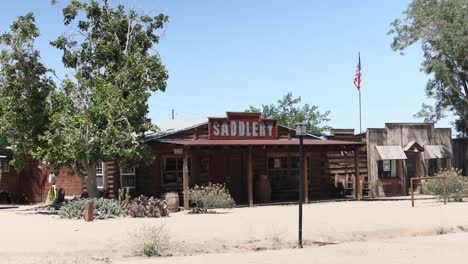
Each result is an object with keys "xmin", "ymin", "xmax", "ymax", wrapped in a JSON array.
[
  {"xmin": 375, "ymin": 145, "xmax": 407, "ymax": 160},
  {"xmin": 403, "ymin": 141, "xmax": 424, "ymax": 152},
  {"xmin": 424, "ymin": 145, "xmax": 452, "ymax": 159}
]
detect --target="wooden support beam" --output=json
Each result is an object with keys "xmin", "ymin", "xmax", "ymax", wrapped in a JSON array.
[
  {"xmin": 248, "ymin": 148, "xmax": 253, "ymax": 207},
  {"xmin": 304, "ymin": 155, "xmax": 309, "ymax": 203},
  {"xmin": 354, "ymin": 148, "xmax": 361, "ymax": 200},
  {"xmin": 183, "ymin": 149, "xmax": 190, "ymax": 210}
]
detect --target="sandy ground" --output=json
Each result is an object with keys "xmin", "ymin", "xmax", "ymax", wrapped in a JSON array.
[
  {"xmin": 1, "ymin": 198, "xmax": 468, "ymax": 263},
  {"xmin": 119, "ymin": 232, "xmax": 468, "ymax": 264}
]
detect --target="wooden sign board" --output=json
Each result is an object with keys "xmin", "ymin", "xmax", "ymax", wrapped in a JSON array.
[{"xmin": 208, "ymin": 112, "xmax": 278, "ymax": 140}]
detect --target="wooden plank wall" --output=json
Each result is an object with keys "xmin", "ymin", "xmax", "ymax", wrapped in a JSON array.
[
  {"xmin": 325, "ymin": 147, "xmax": 368, "ymax": 197},
  {"xmin": 452, "ymin": 138, "xmax": 468, "ymax": 176},
  {"xmin": 367, "ymin": 123, "xmax": 453, "ymax": 197}
]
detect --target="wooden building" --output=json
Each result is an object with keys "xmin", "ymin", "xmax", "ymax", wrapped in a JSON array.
[
  {"xmin": 140, "ymin": 112, "xmax": 364, "ymax": 206},
  {"xmin": 329, "ymin": 123, "xmax": 453, "ymax": 198},
  {"xmin": 452, "ymin": 138, "xmax": 468, "ymax": 176}
]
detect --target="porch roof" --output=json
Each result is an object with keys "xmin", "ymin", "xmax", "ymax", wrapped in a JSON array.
[
  {"xmin": 424, "ymin": 145, "xmax": 452, "ymax": 159},
  {"xmin": 158, "ymin": 139, "xmax": 363, "ymax": 147},
  {"xmin": 375, "ymin": 145, "xmax": 407, "ymax": 160}
]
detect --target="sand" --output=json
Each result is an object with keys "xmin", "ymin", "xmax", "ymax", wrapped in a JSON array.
[
  {"xmin": 1, "ymin": 198, "xmax": 468, "ymax": 263},
  {"xmin": 120, "ymin": 232, "xmax": 468, "ymax": 264}
]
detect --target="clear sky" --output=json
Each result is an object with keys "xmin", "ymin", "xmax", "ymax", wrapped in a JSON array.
[{"xmin": 0, "ymin": 0, "xmax": 455, "ymax": 133}]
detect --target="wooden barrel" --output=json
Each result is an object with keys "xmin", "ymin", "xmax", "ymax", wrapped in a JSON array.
[
  {"xmin": 255, "ymin": 175, "xmax": 271, "ymax": 203},
  {"xmin": 162, "ymin": 192, "xmax": 179, "ymax": 212}
]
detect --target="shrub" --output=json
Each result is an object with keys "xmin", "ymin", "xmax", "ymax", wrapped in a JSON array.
[
  {"xmin": 435, "ymin": 226, "xmax": 447, "ymax": 235},
  {"xmin": 422, "ymin": 168, "xmax": 468, "ymax": 202},
  {"xmin": 126, "ymin": 195, "xmax": 169, "ymax": 218},
  {"xmin": 184, "ymin": 182, "xmax": 235, "ymax": 213},
  {"xmin": 130, "ymin": 223, "xmax": 170, "ymax": 257},
  {"xmin": 58, "ymin": 198, "xmax": 122, "ymax": 219}
]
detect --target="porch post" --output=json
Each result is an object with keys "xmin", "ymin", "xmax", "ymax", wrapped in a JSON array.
[
  {"xmin": 183, "ymin": 148, "xmax": 190, "ymax": 210},
  {"xmin": 248, "ymin": 147, "xmax": 253, "ymax": 207},
  {"xmin": 304, "ymin": 153, "xmax": 309, "ymax": 203},
  {"xmin": 354, "ymin": 147, "xmax": 361, "ymax": 200}
]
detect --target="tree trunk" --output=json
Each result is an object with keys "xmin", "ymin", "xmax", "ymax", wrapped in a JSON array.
[{"xmin": 84, "ymin": 162, "xmax": 100, "ymax": 198}]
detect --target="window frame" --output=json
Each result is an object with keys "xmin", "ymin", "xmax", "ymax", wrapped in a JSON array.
[
  {"xmin": 426, "ymin": 158, "xmax": 445, "ymax": 176},
  {"xmin": 96, "ymin": 161, "xmax": 104, "ymax": 188},
  {"xmin": 266, "ymin": 154, "xmax": 303, "ymax": 190},
  {"xmin": 377, "ymin": 159, "xmax": 398, "ymax": 179},
  {"xmin": 120, "ymin": 165, "xmax": 136, "ymax": 188},
  {"xmin": 0, "ymin": 159, "xmax": 10, "ymax": 173},
  {"xmin": 161, "ymin": 155, "xmax": 191, "ymax": 187}
]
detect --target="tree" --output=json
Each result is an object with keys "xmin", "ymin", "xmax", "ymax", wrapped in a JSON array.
[
  {"xmin": 39, "ymin": 0, "xmax": 169, "ymax": 197},
  {"xmin": 247, "ymin": 92, "xmax": 331, "ymax": 136},
  {"xmin": 0, "ymin": 13, "xmax": 55, "ymax": 169},
  {"xmin": 388, "ymin": 0, "xmax": 468, "ymax": 136}
]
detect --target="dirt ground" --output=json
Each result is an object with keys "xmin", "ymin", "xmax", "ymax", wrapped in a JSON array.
[{"xmin": 1, "ymin": 198, "xmax": 468, "ymax": 264}]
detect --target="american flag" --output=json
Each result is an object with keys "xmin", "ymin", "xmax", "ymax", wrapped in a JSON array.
[{"xmin": 353, "ymin": 53, "xmax": 361, "ymax": 91}]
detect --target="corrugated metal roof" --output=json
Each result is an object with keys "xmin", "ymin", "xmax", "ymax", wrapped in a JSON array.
[
  {"xmin": 144, "ymin": 119, "xmax": 324, "ymax": 142},
  {"xmin": 376, "ymin": 145, "xmax": 407, "ymax": 160},
  {"xmin": 424, "ymin": 145, "xmax": 452, "ymax": 159},
  {"xmin": 144, "ymin": 118, "xmax": 209, "ymax": 142},
  {"xmin": 159, "ymin": 139, "xmax": 363, "ymax": 146}
]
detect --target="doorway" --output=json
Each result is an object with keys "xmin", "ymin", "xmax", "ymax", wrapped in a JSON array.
[{"xmin": 406, "ymin": 154, "xmax": 418, "ymax": 194}]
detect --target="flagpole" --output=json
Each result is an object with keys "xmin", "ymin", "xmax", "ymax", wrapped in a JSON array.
[
  {"xmin": 358, "ymin": 52, "xmax": 362, "ymax": 140},
  {"xmin": 359, "ymin": 89, "xmax": 362, "ymax": 140}
]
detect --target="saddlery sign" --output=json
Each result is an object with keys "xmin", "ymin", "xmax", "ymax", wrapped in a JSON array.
[{"xmin": 208, "ymin": 112, "xmax": 278, "ymax": 140}]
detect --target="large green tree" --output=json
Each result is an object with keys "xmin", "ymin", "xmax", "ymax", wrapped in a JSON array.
[
  {"xmin": 0, "ymin": 13, "xmax": 55, "ymax": 169},
  {"xmin": 39, "ymin": 0, "xmax": 169, "ymax": 197},
  {"xmin": 389, "ymin": 0, "xmax": 468, "ymax": 136},
  {"xmin": 247, "ymin": 92, "xmax": 331, "ymax": 136}
]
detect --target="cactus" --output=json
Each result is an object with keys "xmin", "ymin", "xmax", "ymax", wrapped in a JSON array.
[
  {"xmin": 118, "ymin": 187, "xmax": 132, "ymax": 208},
  {"xmin": 58, "ymin": 198, "xmax": 123, "ymax": 219}
]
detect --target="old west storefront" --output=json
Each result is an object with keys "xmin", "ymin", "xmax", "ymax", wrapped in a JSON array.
[
  {"xmin": 366, "ymin": 123, "xmax": 453, "ymax": 197},
  {"xmin": 140, "ymin": 112, "xmax": 364, "ymax": 207}
]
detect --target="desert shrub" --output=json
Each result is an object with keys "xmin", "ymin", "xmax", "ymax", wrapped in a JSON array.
[
  {"xmin": 126, "ymin": 195, "xmax": 169, "ymax": 218},
  {"xmin": 435, "ymin": 226, "xmax": 447, "ymax": 235},
  {"xmin": 184, "ymin": 182, "xmax": 235, "ymax": 213},
  {"xmin": 58, "ymin": 198, "xmax": 122, "ymax": 219},
  {"xmin": 130, "ymin": 223, "xmax": 170, "ymax": 257},
  {"xmin": 422, "ymin": 168, "xmax": 468, "ymax": 202}
]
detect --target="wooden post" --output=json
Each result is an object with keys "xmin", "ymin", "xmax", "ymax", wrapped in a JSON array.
[
  {"xmin": 410, "ymin": 178, "xmax": 414, "ymax": 207},
  {"xmin": 248, "ymin": 148, "xmax": 253, "ymax": 207},
  {"xmin": 183, "ymin": 149, "xmax": 189, "ymax": 210},
  {"xmin": 443, "ymin": 177, "xmax": 447, "ymax": 205},
  {"xmin": 354, "ymin": 148, "xmax": 361, "ymax": 200},
  {"xmin": 304, "ymin": 154, "xmax": 309, "ymax": 203},
  {"xmin": 84, "ymin": 200, "xmax": 94, "ymax": 222}
]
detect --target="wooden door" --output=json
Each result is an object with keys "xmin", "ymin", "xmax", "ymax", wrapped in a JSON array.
[
  {"xmin": 226, "ymin": 151, "xmax": 245, "ymax": 203},
  {"xmin": 406, "ymin": 154, "xmax": 418, "ymax": 194}
]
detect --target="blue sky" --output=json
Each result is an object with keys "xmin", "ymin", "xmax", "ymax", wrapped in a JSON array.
[{"xmin": 0, "ymin": 0, "xmax": 455, "ymax": 133}]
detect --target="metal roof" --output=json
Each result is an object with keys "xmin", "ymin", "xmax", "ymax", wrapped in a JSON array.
[
  {"xmin": 424, "ymin": 145, "xmax": 452, "ymax": 159},
  {"xmin": 375, "ymin": 145, "xmax": 407, "ymax": 160},
  {"xmin": 158, "ymin": 139, "xmax": 362, "ymax": 147},
  {"xmin": 145, "ymin": 118, "xmax": 209, "ymax": 142},
  {"xmin": 145, "ymin": 118, "xmax": 323, "ymax": 142}
]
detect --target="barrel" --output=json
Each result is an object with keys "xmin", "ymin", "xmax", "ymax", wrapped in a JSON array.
[
  {"xmin": 162, "ymin": 192, "xmax": 179, "ymax": 213},
  {"xmin": 255, "ymin": 175, "xmax": 271, "ymax": 203}
]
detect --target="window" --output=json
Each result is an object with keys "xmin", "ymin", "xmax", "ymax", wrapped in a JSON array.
[
  {"xmin": 267, "ymin": 156, "xmax": 299, "ymax": 190},
  {"xmin": 378, "ymin": 160, "xmax": 397, "ymax": 179},
  {"xmin": 426, "ymin": 159, "xmax": 445, "ymax": 176},
  {"xmin": 96, "ymin": 161, "xmax": 104, "ymax": 188},
  {"xmin": 161, "ymin": 156, "xmax": 191, "ymax": 186},
  {"xmin": 120, "ymin": 166, "xmax": 136, "ymax": 188},
  {"xmin": 0, "ymin": 158, "xmax": 9, "ymax": 172}
]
